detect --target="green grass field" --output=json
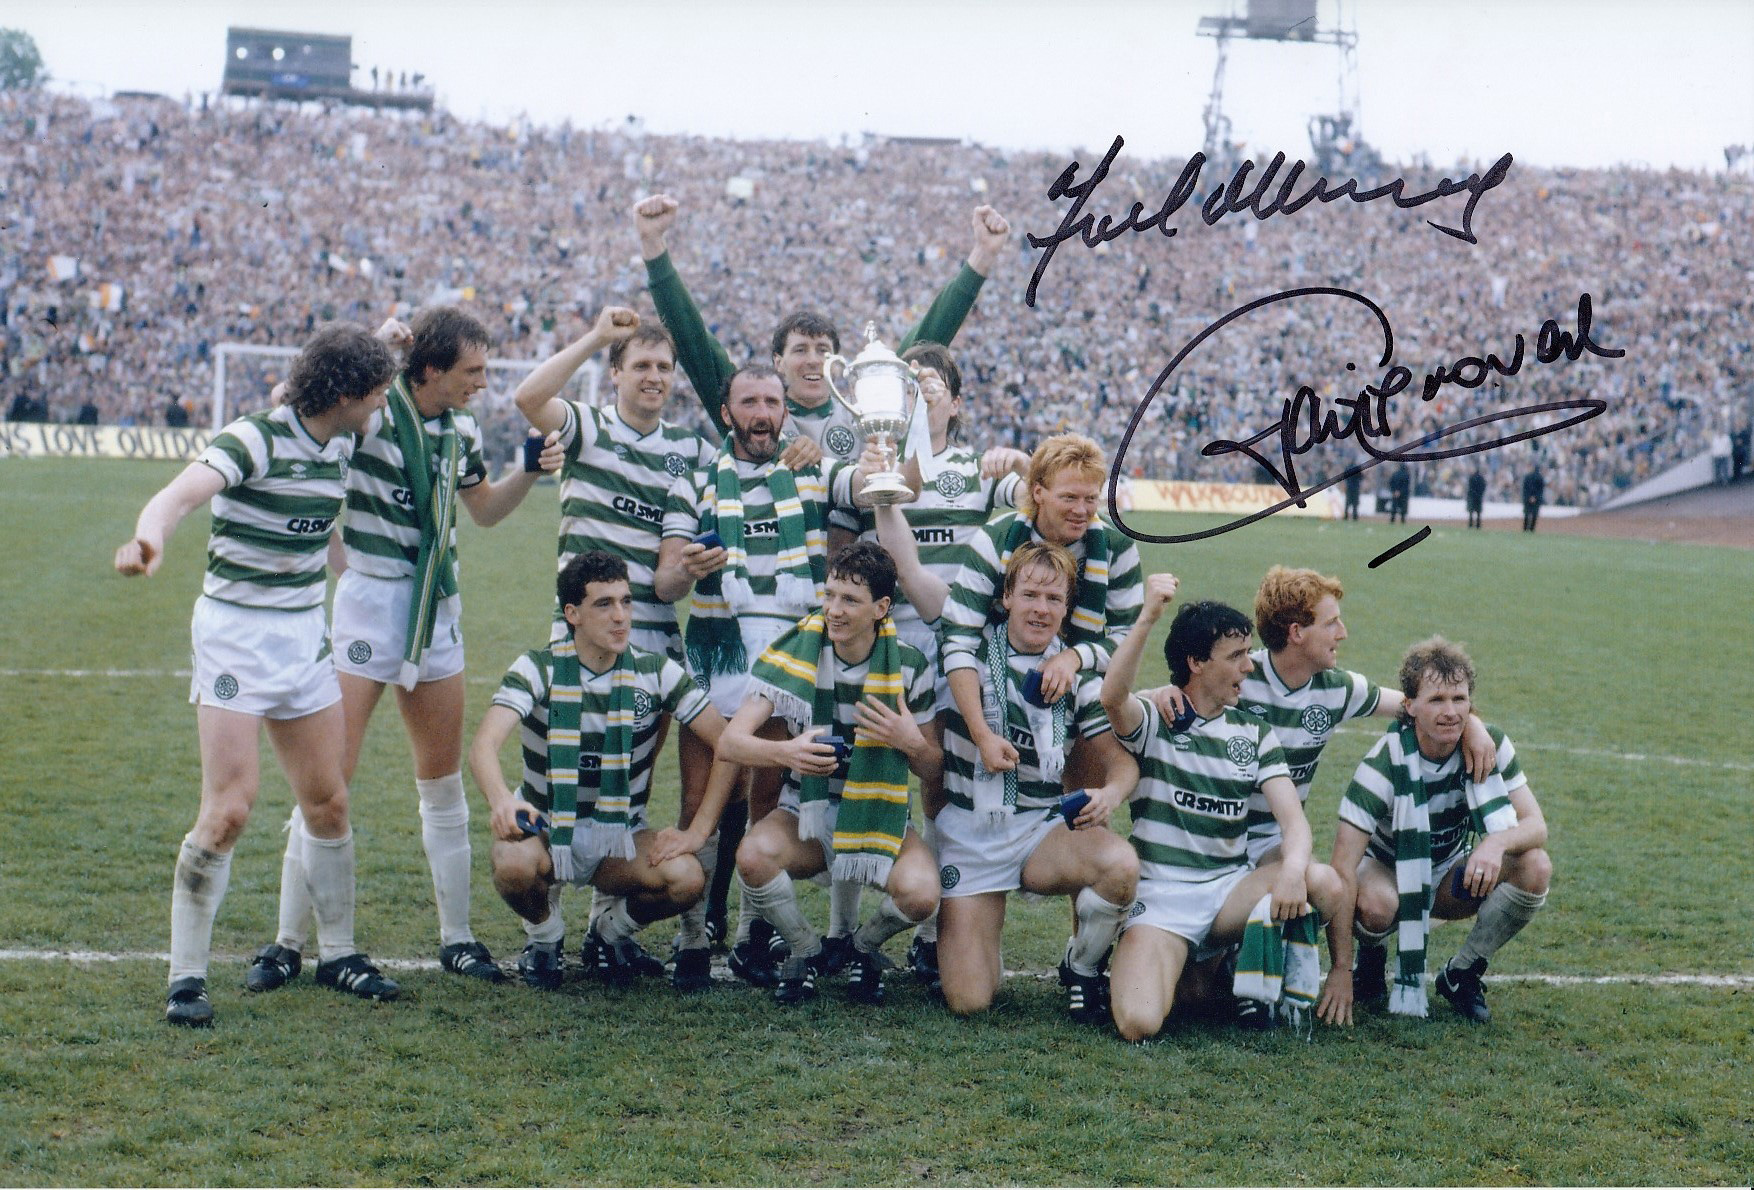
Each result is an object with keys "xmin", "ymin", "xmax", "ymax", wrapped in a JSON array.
[{"xmin": 2, "ymin": 458, "xmax": 1750, "ymax": 1186}]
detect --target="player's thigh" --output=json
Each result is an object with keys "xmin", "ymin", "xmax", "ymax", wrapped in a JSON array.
[
  {"xmin": 264, "ymin": 701, "xmax": 350, "ymax": 823},
  {"xmin": 1110, "ymin": 924, "xmax": 1189, "ymax": 1025},
  {"xmin": 596, "ymin": 829, "xmax": 700, "ymax": 898},
  {"xmin": 1208, "ymin": 862, "xmax": 1295, "ymax": 942},
  {"xmin": 938, "ymin": 892, "xmax": 1007, "ymax": 1010},
  {"xmin": 1021, "ymin": 823, "xmax": 1133, "ymax": 898},
  {"xmin": 335, "ymin": 670, "xmax": 388, "ymax": 783},
  {"xmin": 392, "ymin": 671, "xmax": 466, "ymax": 778}
]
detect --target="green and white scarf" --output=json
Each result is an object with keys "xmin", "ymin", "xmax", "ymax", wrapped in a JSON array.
[
  {"xmin": 1384, "ymin": 721, "xmax": 1519, "ymax": 1016},
  {"xmin": 683, "ymin": 439, "xmax": 818, "ymax": 680},
  {"xmin": 544, "ymin": 639, "xmax": 638, "ymax": 884},
  {"xmin": 999, "ymin": 514, "xmax": 1112, "ymax": 649},
  {"xmin": 386, "ymin": 375, "xmax": 460, "ymax": 691},
  {"xmin": 750, "ymin": 613, "xmax": 912, "ymax": 886},
  {"xmin": 1234, "ymin": 893, "xmax": 1323, "ymax": 1036},
  {"xmin": 973, "ymin": 622, "xmax": 1068, "ymax": 827}
]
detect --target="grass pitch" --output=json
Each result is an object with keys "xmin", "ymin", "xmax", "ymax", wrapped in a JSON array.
[{"xmin": 1, "ymin": 459, "xmax": 1750, "ymax": 1186}]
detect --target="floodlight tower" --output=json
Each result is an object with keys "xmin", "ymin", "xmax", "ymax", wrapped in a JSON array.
[{"xmin": 1196, "ymin": 0, "xmax": 1360, "ymax": 173}]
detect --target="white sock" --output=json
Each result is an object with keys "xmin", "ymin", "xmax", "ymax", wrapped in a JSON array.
[
  {"xmin": 674, "ymin": 832, "xmax": 716, "ymax": 952},
  {"xmin": 274, "ymin": 807, "xmax": 312, "ymax": 953},
  {"xmin": 524, "ymin": 884, "xmax": 566, "ymax": 944},
  {"xmin": 743, "ymin": 873, "xmax": 820, "ymax": 957},
  {"xmin": 851, "ymin": 894, "xmax": 915, "ymax": 954},
  {"xmin": 169, "ymin": 834, "xmax": 233, "ymax": 982},
  {"xmin": 1452, "ymin": 882, "xmax": 1547, "ymax": 970},
  {"xmin": 828, "ymin": 878, "xmax": 863, "ymax": 938},
  {"xmin": 304, "ymin": 830, "xmax": 358, "ymax": 964},
  {"xmin": 913, "ymin": 819, "xmax": 941, "ymax": 944},
  {"xmin": 734, "ymin": 872, "xmax": 757, "ymax": 945},
  {"xmin": 596, "ymin": 899, "xmax": 641, "ymax": 945},
  {"xmin": 416, "ymin": 773, "xmax": 474, "ymax": 947},
  {"xmin": 1066, "ymin": 887, "xmax": 1128, "ymax": 977}
]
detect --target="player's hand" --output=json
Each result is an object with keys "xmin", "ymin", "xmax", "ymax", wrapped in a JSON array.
[
  {"xmin": 1460, "ymin": 837, "xmax": 1506, "ymax": 898},
  {"xmin": 785, "ymin": 726, "xmax": 840, "ymax": 777},
  {"xmin": 114, "ymin": 535, "xmax": 162, "ymax": 577},
  {"xmin": 647, "ymin": 826, "xmax": 703, "ymax": 868},
  {"xmin": 1316, "ymin": 967, "xmax": 1354, "ymax": 1027},
  {"xmin": 968, "ymin": 204, "xmax": 1011, "ymax": 275},
  {"xmin": 1141, "ymin": 573, "xmax": 1179, "ymax": 620},
  {"xmin": 590, "ymin": 306, "xmax": 640, "ymax": 345},
  {"xmin": 633, "ymin": 193, "xmax": 679, "ymax": 256},
  {"xmin": 680, "ymin": 541, "xmax": 727, "ymax": 579},
  {"xmin": 1147, "ymin": 684, "xmax": 1191, "ymax": 724},
  {"xmin": 1461, "ymin": 714, "xmax": 1496, "ymax": 783},
  {"xmin": 532, "ymin": 429, "xmax": 565, "ymax": 474},
  {"xmin": 979, "ymin": 446, "xmax": 1029, "ymax": 479},
  {"xmin": 975, "ymin": 729, "xmax": 1019, "ymax": 774},
  {"xmin": 1036, "ymin": 648, "xmax": 1082, "ymax": 704},
  {"xmin": 853, "ymin": 695, "xmax": 923, "ymax": 755},
  {"xmin": 374, "ymin": 317, "xmax": 414, "ymax": 350},
  {"xmin": 779, "ymin": 434, "xmax": 823, "ymax": 472},
  {"xmin": 1075, "ymin": 783, "xmax": 1126, "ymax": 830},
  {"xmin": 1270, "ymin": 866, "xmax": 1311, "ymax": 922},
  {"xmin": 489, "ymin": 797, "xmax": 541, "ymax": 843}
]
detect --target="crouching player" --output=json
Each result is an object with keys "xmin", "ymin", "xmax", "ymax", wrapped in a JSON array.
[
  {"xmin": 115, "ymin": 324, "xmax": 400, "ymax": 1026},
  {"xmin": 1323, "ymin": 637, "xmax": 1549, "ymax": 1024},
  {"xmin": 722, "ymin": 543, "xmax": 942, "ymax": 1006},
  {"xmin": 467, "ymin": 552, "xmax": 735, "ymax": 990},
  {"xmin": 1102, "ymin": 577, "xmax": 1345, "ymax": 1042},
  {"xmin": 935, "ymin": 541, "xmax": 1139, "ymax": 1022}
]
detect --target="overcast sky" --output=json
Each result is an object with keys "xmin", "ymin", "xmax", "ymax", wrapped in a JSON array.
[{"xmin": 18, "ymin": 0, "xmax": 1754, "ymax": 171}]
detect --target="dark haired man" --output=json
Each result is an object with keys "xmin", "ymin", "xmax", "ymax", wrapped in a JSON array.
[
  {"xmin": 467, "ymin": 552, "xmax": 736, "ymax": 989},
  {"xmin": 115, "ymin": 323, "xmax": 398, "ymax": 1025},
  {"xmin": 633, "ymin": 193, "xmax": 1010, "ymax": 463},
  {"xmin": 719, "ymin": 542, "xmax": 942, "ymax": 1005},
  {"xmin": 1100, "ymin": 579, "xmax": 1345, "ymax": 1042},
  {"xmin": 251, "ymin": 307, "xmax": 559, "ymax": 994},
  {"xmin": 1324, "ymin": 637, "xmax": 1549, "ymax": 1025}
]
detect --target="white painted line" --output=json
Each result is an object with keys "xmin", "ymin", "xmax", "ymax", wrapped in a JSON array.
[{"xmin": 1, "ymin": 949, "xmax": 1749, "ymax": 987}]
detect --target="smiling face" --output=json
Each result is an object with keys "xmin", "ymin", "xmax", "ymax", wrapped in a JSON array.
[
  {"xmin": 822, "ymin": 571, "xmax": 888, "ymax": 653},
  {"xmin": 774, "ymin": 330, "xmax": 836, "ymax": 407},
  {"xmin": 611, "ymin": 340, "xmax": 675, "ymax": 423},
  {"xmin": 1406, "ymin": 672, "xmax": 1472, "ymax": 760},
  {"xmin": 418, "ymin": 342, "xmax": 489, "ymax": 413},
  {"xmin": 1031, "ymin": 468, "xmax": 1103, "ymax": 545},
  {"xmin": 1002, "ymin": 559, "xmax": 1073, "ymax": 654}
]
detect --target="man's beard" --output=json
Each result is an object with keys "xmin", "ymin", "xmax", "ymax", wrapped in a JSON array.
[{"xmin": 728, "ymin": 410, "xmax": 780, "ymax": 461}]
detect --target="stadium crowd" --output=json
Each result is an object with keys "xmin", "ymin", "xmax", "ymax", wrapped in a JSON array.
[{"xmin": 11, "ymin": 87, "xmax": 1751, "ymax": 508}]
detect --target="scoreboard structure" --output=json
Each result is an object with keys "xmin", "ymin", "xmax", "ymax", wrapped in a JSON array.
[{"xmin": 220, "ymin": 28, "xmax": 433, "ymax": 111}]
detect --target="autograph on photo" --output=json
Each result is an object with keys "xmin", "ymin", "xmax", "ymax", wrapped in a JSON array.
[{"xmin": 1106, "ymin": 287, "xmax": 1625, "ymax": 564}]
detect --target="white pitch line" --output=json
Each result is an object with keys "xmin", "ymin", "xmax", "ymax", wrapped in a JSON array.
[
  {"xmin": 2, "ymin": 949, "xmax": 1750, "ymax": 987},
  {"xmin": 6, "ymin": 670, "xmax": 1751, "ymax": 774}
]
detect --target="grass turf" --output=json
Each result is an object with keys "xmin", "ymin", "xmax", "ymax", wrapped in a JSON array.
[{"xmin": 1, "ymin": 458, "xmax": 1749, "ymax": 1185}]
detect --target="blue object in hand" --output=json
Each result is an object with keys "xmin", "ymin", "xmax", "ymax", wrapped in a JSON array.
[
  {"xmin": 1021, "ymin": 668, "xmax": 1050, "ymax": 708},
  {"xmin": 1449, "ymin": 861, "xmax": 1488, "ymax": 903},
  {"xmin": 1060, "ymin": 789, "xmax": 1092, "ymax": 827},
  {"xmin": 522, "ymin": 435, "xmax": 546, "ymax": 472},
  {"xmin": 1169, "ymin": 696, "xmax": 1198, "ymax": 733},
  {"xmin": 692, "ymin": 529, "xmax": 724, "ymax": 551},
  {"xmin": 515, "ymin": 808, "xmax": 549, "ymax": 837}
]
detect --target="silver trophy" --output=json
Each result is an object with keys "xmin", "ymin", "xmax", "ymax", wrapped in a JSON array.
[{"xmin": 824, "ymin": 322, "xmax": 919, "ymax": 505}]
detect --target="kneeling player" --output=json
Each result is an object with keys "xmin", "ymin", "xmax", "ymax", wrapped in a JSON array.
[
  {"xmin": 1102, "ymin": 579, "xmax": 1345, "ymax": 1042},
  {"xmin": 1324, "ymin": 637, "xmax": 1549, "ymax": 1024},
  {"xmin": 468, "ymin": 552, "xmax": 735, "ymax": 990},
  {"xmin": 115, "ymin": 324, "xmax": 400, "ymax": 1026},
  {"xmin": 722, "ymin": 543, "xmax": 942, "ymax": 1005},
  {"xmin": 936, "ymin": 541, "xmax": 1139, "ymax": 1022}
]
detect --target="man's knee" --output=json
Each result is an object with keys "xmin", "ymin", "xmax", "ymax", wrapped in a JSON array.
[
  {"xmin": 491, "ymin": 842, "xmax": 552, "ymax": 922},
  {"xmin": 1355, "ymin": 883, "xmax": 1397, "ymax": 936},
  {"xmin": 1112, "ymin": 997, "xmax": 1165, "ymax": 1043},
  {"xmin": 1091, "ymin": 836, "xmax": 1140, "ymax": 902},
  {"xmin": 942, "ymin": 977, "xmax": 995, "ymax": 1017},
  {"xmin": 663, "ymin": 855, "xmax": 706, "ymax": 905},
  {"xmin": 298, "ymin": 780, "xmax": 350, "ymax": 837},
  {"xmin": 1509, "ymin": 848, "xmax": 1552, "ymax": 895},
  {"xmin": 890, "ymin": 876, "xmax": 938, "ymax": 924},
  {"xmin": 736, "ymin": 824, "xmax": 785, "ymax": 885},
  {"xmin": 195, "ymin": 797, "xmax": 254, "ymax": 850},
  {"xmin": 1306, "ymin": 861, "xmax": 1343, "ymax": 911}
]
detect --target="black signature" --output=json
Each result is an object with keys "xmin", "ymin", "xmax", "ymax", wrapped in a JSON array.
[
  {"xmin": 1107, "ymin": 288, "xmax": 1623, "ymax": 555},
  {"xmin": 1026, "ymin": 135, "xmax": 1515, "ymax": 308}
]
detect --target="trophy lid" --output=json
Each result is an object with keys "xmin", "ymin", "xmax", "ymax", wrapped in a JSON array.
[{"xmin": 851, "ymin": 321, "xmax": 904, "ymax": 367}]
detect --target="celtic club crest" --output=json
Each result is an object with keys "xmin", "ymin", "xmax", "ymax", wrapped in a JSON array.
[
  {"xmin": 632, "ymin": 690, "xmax": 655, "ymax": 721},
  {"xmin": 824, "ymin": 425, "xmax": 858, "ymax": 458},
  {"xmin": 1300, "ymin": 705, "xmax": 1334, "ymax": 735},
  {"xmin": 213, "ymin": 674, "xmax": 240, "ymax": 701},
  {"xmin": 933, "ymin": 471, "xmax": 968, "ymax": 499},
  {"xmin": 664, "ymin": 452, "xmax": 689, "ymax": 478},
  {"xmin": 347, "ymin": 640, "xmax": 372, "ymax": 665},
  {"xmin": 1225, "ymin": 735, "xmax": 1257, "ymax": 768},
  {"xmin": 939, "ymin": 865, "xmax": 961, "ymax": 890}
]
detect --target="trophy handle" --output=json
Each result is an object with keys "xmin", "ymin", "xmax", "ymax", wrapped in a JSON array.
[{"xmin": 824, "ymin": 354, "xmax": 859, "ymax": 417}]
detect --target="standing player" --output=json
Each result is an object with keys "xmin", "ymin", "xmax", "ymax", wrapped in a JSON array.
[
  {"xmin": 633, "ymin": 194, "xmax": 1011, "ymax": 463},
  {"xmin": 933, "ymin": 542, "xmax": 1140, "ymax": 1022},
  {"xmin": 1101, "ymin": 579, "xmax": 1346, "ymax": 1042},
  {"xmin": 115, "ymin": 324, "xmax": 399, "ymax": 1026},
  {"xmin": 1323, "ymin": 638, "xmax": 1550, "ymax": 1025},
  {"xmin": 251, "ymin": 308, "xmax": 554, "ymax": 993},
  {"xmin": 468, "ymin": 552, "xmax": 737, "ymax": 990},
  {"xmin": 721, "ymin": 543, "xmax": 942, "ymax": 1006}
]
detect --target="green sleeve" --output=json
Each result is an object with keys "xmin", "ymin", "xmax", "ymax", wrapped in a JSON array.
[
  {"xmin": 899, "ymin": 264, "xmax": 987, "ymax": 352},
  {"xmin": 645, "ymin": 251, "xmax": 736, "ymax": 435}
]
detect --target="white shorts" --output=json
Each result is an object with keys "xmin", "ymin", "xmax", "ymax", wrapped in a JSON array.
[
  {"xmin": 331, "ymin": 569, "xmax": 464, "ymax": 685},
  {"xmin": 1245, "ymin": 824, "xmax": 1281, "ymax": 867},
  {"xmin": 1121, "ymin": 866, "xmax": 1253, "ymax": 947},
  {"xmin": 550, "ymin": 811, "xmax": 651, "ymax": 887},
  {"xmin": 189, "ymin": 596, "xmax": 340, "ymax": 720},
  {"xmin": 698, "ymin": 618, "xmax": 791, "ymax": 718},
  {"xmin": 935, "ymin": 803, "xmax": 1064, "ymax": 898}
]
